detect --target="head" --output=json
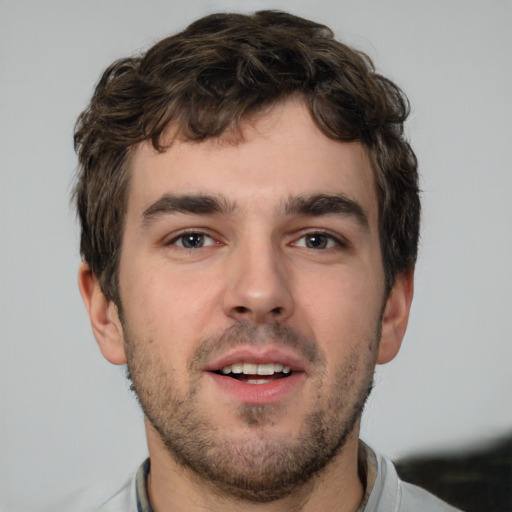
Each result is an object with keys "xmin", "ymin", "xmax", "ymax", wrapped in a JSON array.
[
  {"xmin": 75, "ymin": 10, "xmax": 419, "ymax": 504},
  {"xmin": 74, "ymin": 10, "xmax": 419, "ymax": 307}
]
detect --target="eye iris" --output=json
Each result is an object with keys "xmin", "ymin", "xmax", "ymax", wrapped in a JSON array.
[
  {"xmin": 182, "ymin": 233, "xmax": 204, "ymax": 248},
  {"xmin": 305, "ymin": 234, "xmax": 328, "ymax": 249}
]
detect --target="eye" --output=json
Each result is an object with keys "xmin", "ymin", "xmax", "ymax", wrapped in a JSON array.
[
  {"xmin": 294, "ymin": 233, "xmax": 339, "ymax": 250},
  {"xmin": 171, "ymin": 232, "xmax": 216, "ymax": 249}
]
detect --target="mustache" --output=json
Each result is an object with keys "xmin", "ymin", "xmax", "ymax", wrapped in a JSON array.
[{"xmin": 189, "ymin": 322, "xmax": 325, "ymax": 370}]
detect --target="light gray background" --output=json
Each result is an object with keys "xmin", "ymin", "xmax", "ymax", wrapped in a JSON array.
[{"xmin": 1, "ymin": 0, "xmax": 511, "ymax": 510}]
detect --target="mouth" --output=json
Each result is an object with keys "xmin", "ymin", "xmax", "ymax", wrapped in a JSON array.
[
  {"xmin": 213, "ymin": 362, "xmax": 293, "ymax": 385},
  {"xmin": 204, "ymin": 349, "xmax": 307, "ymax": 404}
]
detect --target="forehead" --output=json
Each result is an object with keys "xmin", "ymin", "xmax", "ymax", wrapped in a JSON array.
[{"xmin": 127, "ymin": 100, "xmax": 377, "ymax": 222}]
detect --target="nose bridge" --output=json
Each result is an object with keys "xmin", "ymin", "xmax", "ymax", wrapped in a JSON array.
[{"xmin": 223, "ymin": 229, "xmax": 294, "ymax": 323}]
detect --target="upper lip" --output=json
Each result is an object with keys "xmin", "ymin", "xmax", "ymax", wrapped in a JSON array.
[{"xmin": 203, "ymin": 346, "xmax": 308, "ymax": 374}]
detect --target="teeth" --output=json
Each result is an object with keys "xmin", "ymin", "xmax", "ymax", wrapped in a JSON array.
[
  {"xmin": 243, "ymin": 363, "xmax": 258, "ymax": 375},
  {"xmin": 231, "ymin": 363, "xmax": 243, "ymax": 374},
  {"xmin": 220, "ymin": 362, "xmax": 293, "ymax": 376},
  {"xmin": 256, "ymin": 363, "xmax": 275, "ymax": 375}
]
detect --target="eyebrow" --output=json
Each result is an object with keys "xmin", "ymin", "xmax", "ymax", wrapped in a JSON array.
[
  {"xmin": 142, "ymin": 193, "xmax": 236, "ymax": 224},
  {"xmin": 284, "ymin": 193, "xmax": 369, "ymax": 229},
  {"xmin": 141, "ymin": 192, "xmax": 369, "ymax": 229}
]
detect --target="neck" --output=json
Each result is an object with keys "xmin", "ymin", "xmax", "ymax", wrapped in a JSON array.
[{"xmin": 144, "ymin": 420, "xmax": 365, "ymax": 512}]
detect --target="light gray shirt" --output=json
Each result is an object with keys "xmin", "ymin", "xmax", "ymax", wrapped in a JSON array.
[{"xmin": 92, "ymin": 443, "xmax": 462, "ymax": 512}]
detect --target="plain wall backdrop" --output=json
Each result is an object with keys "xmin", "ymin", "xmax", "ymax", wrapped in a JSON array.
[{"xmin": 1, "ymin": 0, "xmax": 511, "ymax": 510}]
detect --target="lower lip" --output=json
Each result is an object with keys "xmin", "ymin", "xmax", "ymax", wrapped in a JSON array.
[{"xmin": 207, "ymin": 372, "xmax": 306, "ymax": 405}]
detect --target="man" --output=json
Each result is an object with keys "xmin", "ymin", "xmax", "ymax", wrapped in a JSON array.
[{"xmin": 74, "ymin": 10, "xmax": 461, "ymax": 512}]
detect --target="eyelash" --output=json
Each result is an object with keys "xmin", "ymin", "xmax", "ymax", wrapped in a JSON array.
[
  {"xmin": 166, "ymin": 230, "xmax": 218, "ymax": 249},
  {"xmin": 165, "ymin": 229, "xmax": 348, "ymax": 251},
  {"xmin": 292, "ymin": 231, "xmax": 348, "ymax": 250}
]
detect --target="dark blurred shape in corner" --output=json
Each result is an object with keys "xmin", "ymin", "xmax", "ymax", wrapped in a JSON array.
[{"xmin": 395, "ymin": 433, "xmax": 512, "ymax": 512}]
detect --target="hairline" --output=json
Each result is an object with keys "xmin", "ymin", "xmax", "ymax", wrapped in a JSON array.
[{"xmin": 108, "ymin": 96, "xmax": 397, "ymax": 307}]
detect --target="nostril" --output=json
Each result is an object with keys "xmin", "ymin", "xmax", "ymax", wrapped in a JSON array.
[
  {"xmin": 234, "ymin": 306, "xmax": 249, "ymax": 314},
  {"xmin": 270, "ymin": 307, "xmax": 283, "ymax": 316}
]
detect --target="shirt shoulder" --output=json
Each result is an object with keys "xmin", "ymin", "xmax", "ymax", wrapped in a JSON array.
[
  {"xmin": 49, "ymin": 470, "xmax": 138, "ymax": 512},
  {"xmin": 96, "ymin": 475, "xmax": 137, "ymax": 512},
  {"xmin": 363, "ymin": 445, "xmax": 462, "ymax": 512}
]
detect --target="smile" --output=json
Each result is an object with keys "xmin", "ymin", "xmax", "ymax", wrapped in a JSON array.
[
  {"xmin": 203, "ymin": 347, "xmax": 308, "ymax": 402},
  {"xmin": 218, "ymin": 362, "xmax": 292, "ymax": 384}
]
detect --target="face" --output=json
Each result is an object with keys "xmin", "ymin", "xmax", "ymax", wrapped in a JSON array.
[{"xmin": 81, "ymin": 100, "xmax": 412, "ymax": 502}]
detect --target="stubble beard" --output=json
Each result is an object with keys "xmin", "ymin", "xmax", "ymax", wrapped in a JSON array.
[{"xmin": 124, "ymin": 322, "xmax": 378, "ymax": 503}]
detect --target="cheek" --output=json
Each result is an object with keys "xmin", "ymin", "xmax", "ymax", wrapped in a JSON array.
[
  {"xmin": 119, "ymin": 261, "xmax": 223, "ymax": 345},
  {"xmin": 296, "ymin": 268, "xmax": 383, "ymax": 352}
]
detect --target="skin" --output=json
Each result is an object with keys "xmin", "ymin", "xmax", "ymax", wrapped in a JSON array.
[{"xmin": 79, "ymin": 99, "xmax": 414, "ymax": 512}]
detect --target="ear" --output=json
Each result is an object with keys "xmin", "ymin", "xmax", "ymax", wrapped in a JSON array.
[
  {"xmin": 377, "ymin": 268, "xmax": 414, "ymax": 365},
  {"xmin": 78, "ymin": 262, "xmax": 127, "ymax": 365}
]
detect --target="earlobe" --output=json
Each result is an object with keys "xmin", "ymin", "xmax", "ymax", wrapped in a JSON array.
[
  {"xmin": 78, "ymin": 262, "xmax": 127, "ymax": 365},
  {"xmin": 377, "ymin": 268, "xmax": 414, "ymax": 365}
]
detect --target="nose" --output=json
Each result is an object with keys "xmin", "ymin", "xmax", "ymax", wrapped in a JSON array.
[{"xmin": 222, "ymin": 240, "xmax": 295, "ymax": 324}]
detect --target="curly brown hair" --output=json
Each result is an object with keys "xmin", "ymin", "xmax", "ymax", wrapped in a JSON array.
[{"xmin": 74, "ymin": 10, "xmax": 420, "ymax": 304}]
